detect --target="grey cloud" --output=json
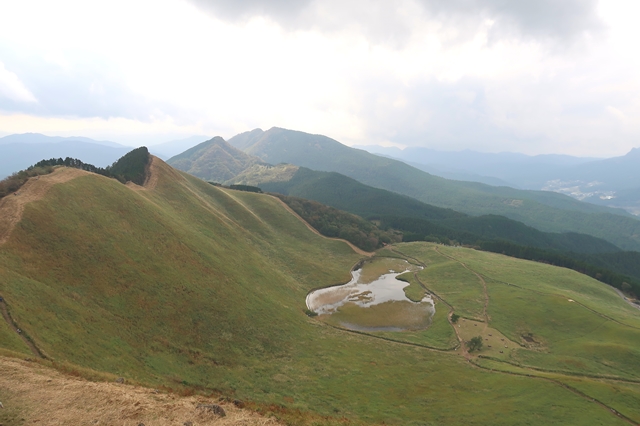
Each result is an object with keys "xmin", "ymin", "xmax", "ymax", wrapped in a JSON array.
[
  {"xmin": 355, "ymin": 79, "xmax": 522, "ymax": 151},
  {"xmin": 187, "ymin": 0, "xmax": 312, "ymax": 22},
  {"xmin": 188, "ymin": 0, "xmax": 603, "ymax": 44},
  {"xmin": 421, "ymin": 0, "xmax": 603, "ymax": 42},
  {"xmin": 350, "ymin": 66, "xmax": 637, "ymax": 155}
]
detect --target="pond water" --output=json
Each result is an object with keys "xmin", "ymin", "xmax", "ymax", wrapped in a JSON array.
[{"xmin": 306, "ymin": 258, "xmax": 435, "ymax": 332}]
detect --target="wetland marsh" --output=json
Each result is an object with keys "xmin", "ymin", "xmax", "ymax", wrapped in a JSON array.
[{"xmin": 306, "ymin": 257, "xmax": 435, "ymax": 331}]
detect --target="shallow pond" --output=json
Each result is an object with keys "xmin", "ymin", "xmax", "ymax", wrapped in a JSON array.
[{"xmin": 306, "ymin": 258, "xmax": 435, "ymax": 332}]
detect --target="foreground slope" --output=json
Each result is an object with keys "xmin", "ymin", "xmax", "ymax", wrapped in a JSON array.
[
  {"xmin": 229, "ymin": 127, "xmax": 640, "ymax": 251},
  {"xmin": 0, "ymin": 356, "xmax": 280, "ymax": 426},
  {"xmin": 0, "ymin": 158, "xmax": 639, "ymax": 424}
]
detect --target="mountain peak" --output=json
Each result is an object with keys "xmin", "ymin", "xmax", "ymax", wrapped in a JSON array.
[
  {"xmin": 227, "ymin": 128, "xmax": 264, "ymax": 151},
  {"xmin": 167, "ymin": 136, "xmax": 264, "ymax": 182}
]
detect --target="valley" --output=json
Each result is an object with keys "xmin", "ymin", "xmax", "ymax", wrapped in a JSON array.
[{"xmin": 1, "ymin": 153, "xmax": 640, "ymax": 424}]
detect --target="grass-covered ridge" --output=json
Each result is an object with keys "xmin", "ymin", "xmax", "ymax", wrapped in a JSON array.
[{"xmin": 1, "ymin": 158, "xmax": 640, "ymax": 424}]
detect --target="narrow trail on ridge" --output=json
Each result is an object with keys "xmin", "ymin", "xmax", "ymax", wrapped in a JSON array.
[
  {"xmin": 0, "ymin": 167, "xmax": 88, "ymax": 246},
  {"xmin": 0, "ymin": 168, "xmax": 84, "ymax": 359}
]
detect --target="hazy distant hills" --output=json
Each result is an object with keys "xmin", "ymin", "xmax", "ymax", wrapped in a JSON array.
[
  {"xmin": 552, "ymin": 148, "xmax": 640, "ymax": 214},
  {"xmin": 167, "ymin": 136, "xmax": 265, "ymax": 183},
  {"xmin": 221, "ymin": 127, "xmax": 640, "ymax": 251},
  {"xmin": 356, "ymin": 143, "xmax": 640, "ymax": 214},
  {"xmin": 354, "ymin": 144, "xmax": 599, "ymax": 189},
  {"xmin": 0, "ymin": 134, "xmax": 132, "ymax": 178},
  {"xmin": 0, "ymin": 133, "xmax": 126, "ymax": 148}
]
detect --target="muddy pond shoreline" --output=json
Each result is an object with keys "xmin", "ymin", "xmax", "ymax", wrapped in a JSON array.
[{"xmin": 306, "ymin": 257, "xmax": 435, "ymax": 332}]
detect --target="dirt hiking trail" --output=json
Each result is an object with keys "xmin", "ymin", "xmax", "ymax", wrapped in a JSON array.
[{"xmin": 0, "ymin": 167, "xmax": 88, "ymax": 245}]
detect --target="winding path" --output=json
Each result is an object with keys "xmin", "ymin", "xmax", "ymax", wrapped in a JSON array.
[
  {"xmin": 0, "ymin": 169, "xmax": 90, "ymax": 359},
  {"xmin": 0, "ymin": 299, "xmax": 44, "ymax": 359}
]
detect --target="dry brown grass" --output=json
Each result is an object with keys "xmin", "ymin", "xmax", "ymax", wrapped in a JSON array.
[{"xmin": 0, "ymin": 356, "xmax": 281, "ymax": 426}]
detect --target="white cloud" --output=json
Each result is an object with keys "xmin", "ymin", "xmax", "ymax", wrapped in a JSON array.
[{"xmin": 0, "ymin": 62, "xmax": 38, "ymax": 104}]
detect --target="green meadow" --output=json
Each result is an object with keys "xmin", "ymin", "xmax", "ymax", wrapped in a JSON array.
[{"xmin": 0, "ymin": 162, "xmax": 639, "ymax": 424}]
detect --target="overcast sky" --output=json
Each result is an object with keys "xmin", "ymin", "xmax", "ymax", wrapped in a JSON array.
[{"xmin": 0, "ymin": 0, "xmax": 639, "ymax": 156}]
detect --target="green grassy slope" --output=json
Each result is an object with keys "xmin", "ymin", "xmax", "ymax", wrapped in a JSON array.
[
  {"xmin": 0, "ymin": 312, "xmax": 31, "ymax": 356},
  {"xmin": 0, "ymin": 161, "xmax": 638, "ymax": 424},
  {"xmin": 230, "ymin": 127, "xmax": 640, "ymax": 250},
  {"xmin": 396, "ymin": 243, "xmax": 640, "ymax": 379}
]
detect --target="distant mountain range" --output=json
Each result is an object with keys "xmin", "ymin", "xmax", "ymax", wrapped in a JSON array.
[
  {"xmin": 355, "ymin": 144, "xmax": 640, "ymax": 214},
  {"xmin": 353, "ymin": 144, "xmax": 599, "ymax": 188},
  {"xmin": 220, "ymin": 127, "xmax": 640, "ymax": 249},
  {"xmin": 0, "ymin": 133, "xmax": 127, "ymax": 148}
]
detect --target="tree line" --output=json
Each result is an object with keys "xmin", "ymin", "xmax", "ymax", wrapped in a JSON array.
[{"xmin": 274, "ymin": 194, "xmax": 401, "ymax": 252}]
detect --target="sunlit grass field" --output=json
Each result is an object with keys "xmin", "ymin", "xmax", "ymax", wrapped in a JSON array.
[{"xmin": 1, "ymin": 162, "xmax": 639, "ymax": 424}]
